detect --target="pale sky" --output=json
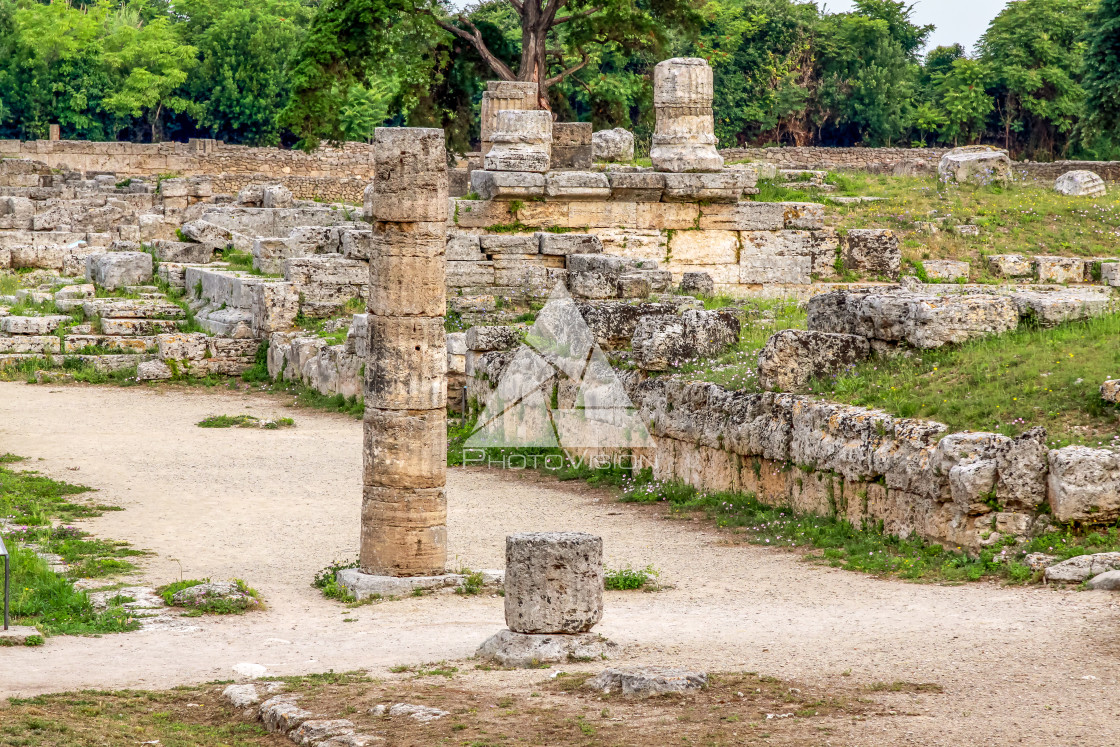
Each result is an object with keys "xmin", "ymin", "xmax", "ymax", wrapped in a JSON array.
[{"xmin": 821, "ymin": 0, "xmax": 1012, "ymax": 55}]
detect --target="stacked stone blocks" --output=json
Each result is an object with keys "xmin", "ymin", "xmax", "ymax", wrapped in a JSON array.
[{"xmin": 362, "ymin": 128, "xmax": 448, "ymax": 578}]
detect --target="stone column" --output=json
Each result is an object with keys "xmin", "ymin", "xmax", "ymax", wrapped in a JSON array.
[
  {"xmin": 649, "ymin": 58, "xmax": 723, "ymax": 173},
  {"xmin": 48, "ymin": 124, "xmax": 60, "ymax": 141},
  {"xmin": 484, "ymin": 110, "xmax": 553, "ymax": 173},
  {"xmin": 362, "ymin": 127, "xmax": 449, "ymax": 577},
  {"xmin": 480, "ymin": 81, "xmax": 540, "ymax": 155}
]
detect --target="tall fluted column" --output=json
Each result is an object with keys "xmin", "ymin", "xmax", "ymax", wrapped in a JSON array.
[{"xmin": 361, "ymin": 127, "xmax": 448, "ymax": 577}]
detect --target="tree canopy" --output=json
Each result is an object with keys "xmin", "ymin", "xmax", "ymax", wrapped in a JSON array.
[{"xmin": 0, "ymin": 0, "xmax": 1116, "ymax": 159}]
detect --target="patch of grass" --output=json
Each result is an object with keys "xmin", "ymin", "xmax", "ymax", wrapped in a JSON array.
[
  {"xmin": 0, "ymin": 355, "xmax": 140, "ymax": 386},
  {"xmin": 239, "ymin": 339, "xmax": 270, "ymax": 384},
  {"xmin": 157, "ymin": 578, "xmax": 261, "ymax": 614},
  {"xmin": 454, "ymin": 569, "xmax": 485, "ymax": 596},
  {"xmin": 619, "ymin": 472, "xmax": 1117, "ymax": 582},
  {"xmin": 604, "ymin": 564, "xmax": 661, "ymax": 591},
  {"xmin": 0, "ymin": 271, "xmax": 23, "ymax": 295},
  {"xmin": 836, "ymin": 173, "xmax": 1120, "ymax": 267},
  {"xmin": 822, "ymin": 312, "xmax": 1120, "ymax": 446},
  {"xmin": 197, "ymin": 414, "xmax": 261, "ymax": 428},
  {"xmin": 312, "ymin": 558, "xmax": 361, "ymax": 603},
  {"xmin": 1, "ymin": 458, "xmax": 141, "ymax": 636}
]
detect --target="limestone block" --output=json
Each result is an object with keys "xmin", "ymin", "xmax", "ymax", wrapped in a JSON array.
[
  {"xmin": 85, "ymin": 251, "xmax": 152, "ymax": 289},
  {"xmin": 0, "ymin": 247, "xmax": 9, "ymax": 269},
  {"xmin": 0, "ymin": 196, "xmax": 33, "ymax": 218},
  {"xmin": 368, "ymin": 254, "xmax": 445, "ymax": 317},
  {"xmin": 1103, "ymin": 379, "xmax": 1120, "ymax": 404},
  {"xmin": 447, "ymin": 260, "xmax": 495, "ymax": 287},
  {"xmin": 617, "ymin": 273, "xmax": 652, "ymax": 298},
  {"xmin": 259, "ymin": 696, "xmax": 314, "ymax": 735},
  {"xmin": 938, "ymin": 146, "xmax": 1011, "ymax": 186},
  {"xmin": 65, "ymin": 334, "xmax": 153, "ymax": 354},
  {"xmin": 0, "ymin": 315, "xmax": 70, "ymax": 335},
  {"xmin": 0, "ymin": 335, "xmax": 61, "ymax": 353},
  {"xmin": 993, "ymin": 426, "xmax": 1049, "ymax": 511},
  {"xmin": 339, "ymin": 229, "xmax": 374, "ymax": 260},
  {"xmin": 291, "ymin": 720, "xmax": 356, "ymax": 745},
  {"xmin": 607, "ymin": 171, "xmax": 664, "ymax": 202},
  {"xmin": 181, "ymin": 219, "xmax": 237, "ymax": 251},
  {"xmin": 668, "ymin": 229, "xmax": 738, "ymax": 265},
  {"xmin": 1100, "ymin": 262, "xmax": 1120, "ymax": 287},
  {"xmin": 588, "ymin": 667, "xmax": 707, "ymax": 696},
  {"xmin": 470, "ymin": 170, "xmax": 545, "ymax": 201},
  {"xmin": 480, "ymin": 234, "xmax": 538, "ymax": 254},
  {"xmin": 514, "ymin": 200, "xmax": 568, "ymax": 228},
  {"xmin": 631, "ymin": 309, "xmax": 739, "ymax": 371},
  {"xmin": 591, "ymin": 229, "xmax": 667, "ymax": 262},
  {"xmin": 476, "ymin": 629, "xmax": 618, "ymax": 668},
  {"xmin": 250, "ymin": 282, "xmax": 299, "ymax": 334},
  {"xmin": 466, "ymin": 325, "xmax": 519, "ymax": 352},
  {"xmin": 568, "ymin": 271, "xmax": 617, "ymax": 299},
  {"xmin": 987, "ymin": 254, "xmax": 1034, "ymax": 278},
  {"xmin": 1054, "ymin": 170, "xmax": 1105, "ymax": 197},
  {"xmin": 949, "ymin": 460, "xmax": 998, "ymax": 515},
  {"xmin": 360, "ymin": 485, "xmax": 447, "ymax": 576},
  {"xmin": 371, "ymin": 127, "xmax": 448, "ymax": 222},
  {"xmin": 650, "ymin": 58, "xmax": 723, "ymax": 173},
  {"xmin": 922, "ymin": 260, "xmax": 969, "ymax": 282},
  {"xmin": 757, "ymin": 330, "xmax": 870, "ymax": 393},
  {"xmin": 485, "ymin": 110, "xmax": 552, "ymax": 173},
  {"xmin": 551, "ymin": 122, "xmax": 593, "ymax": 169},
  {"xmin": 364, "ymin": 408, "xmax": 446, "ymax": 489},
  {"xmin": 698, "ymin": 202, "xmax": 786, "ymax": 231},
  {"xmin": 447, "ymin": 234, "xmax": 484, "ymax": 261},
  {"xmin": 262, "ymin": 184, "xmax": 293, "ymax": 209},
  {"xmin": 81, "ymin": 299, "xmax": 183, "ymax": 319},
  {"xmin": 1034, "ymin": 256, "xmax": 1084, "ymax": 284},
  {"xmin": 842, "ymin": 229, "xmax": 901, "ymax": 279},
  {"xmin": 679, "ymin": 272, "xmax": 714, "ymax": 296},
  {"xmin": 568, "ymin": 200, "xmax": 638, "ymax": 228},
  {"xmin": 1047, "ymin": 446, "xmax": 1120, "ymax": 523},
  {"xmin": 538, "ymin": 232, "xmax": 602, "ymax": 256},
  {"xmin": 365, "ymin": 315, "xmax": 446, "ymax": 409},
  {"xmin": 10, "ymin": 244, "xmax": 65, "ymax": 271},
  {"xmin": 504, "ymin": 532, "xmax": 603, "ymax": 634},
  {"xmin": 1044, "ymin": 552, "xmax": 1120, "ymax": 583},
  {"xmin": 371, "ymin": 221, "xmax": 445, "ymax": 259},
  {"xmin": 286, "ymin": 226, "xmax": 340, "ymax": 256},
  {"xmin": 150, "ymin": 240, "xmax": 211, "ymax": 264},
  {"xmin": 1010, "ymin": 288, "xmax": 1111, "ymax": 325},
  {"xmin": 546, "ymin": 171, "xmax": 610, "ymax": 200},
  {"xmin": 100, "ymin": 318, "xmax": 179, "ymax": 335},
  {"xmin": 661, "ymin": 172, "xmax": 740, "ymax": 203},
  {"xmin": 739, "ymin": 231, "xmax": 816, "ymax": 285},
  {"xmin": 593, "ymin": 128, "xmax": 635, "ymax": 162},
  {"xmin": 635, "ymin": 202, "xmax": 698, "ymax": 230},
  {"xmin": 451, "ymin": 199, "xmax": 514, "ymax": 228}
]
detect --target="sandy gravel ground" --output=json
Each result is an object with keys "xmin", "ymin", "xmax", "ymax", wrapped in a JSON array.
[{"xmin": 1, "ymin": 381, "xmax": 1118, "ymax": 745}]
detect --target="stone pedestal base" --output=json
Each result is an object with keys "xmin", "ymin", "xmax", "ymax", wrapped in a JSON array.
[
  {"xmin": 476, "ymin": 628, "xmax": 618, "ymax": 668},
  {"xmin": 337, "ymin": 568, "xmax": 502, "ymax": 600},
  {"xmin": 0, "ymin": 626, "xmax": 42, "ymax": 645}
]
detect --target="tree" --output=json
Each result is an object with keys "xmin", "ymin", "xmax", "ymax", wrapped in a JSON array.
[
  {"xmin": 178, "ymin": 0, "xmax": 312, "ymax": 146},
  {"xmin": 338, "ymin": 79, "xmax": 397, "ymax": 142},
  {"xmin": 934, "ymin": 58, "xmax": 993, "ymax": 146},
  {"xmin": 1083, "ymin": 0, "xmax": 1120, "ymax": 144},
  {"xmin": 101, "ymin": 14, "xmax": 198, "ymax": 141},
  {"xmin": 425, "ymin": 0, "xmax": 700, "ymax": 109},
  {"xmin": 980, "ymin": 0, "xmax": 1095, "ymax": 158}
]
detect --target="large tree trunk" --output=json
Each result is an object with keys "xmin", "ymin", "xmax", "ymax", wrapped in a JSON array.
[{"xmin": 518, "ymin": 3, "xmax": 549, "ymax": 109}]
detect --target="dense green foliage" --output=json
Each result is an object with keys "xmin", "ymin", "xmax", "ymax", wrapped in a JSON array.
[{"xmin": 0, "ymin": 0, "xmax": 1116, "ymax": 158}]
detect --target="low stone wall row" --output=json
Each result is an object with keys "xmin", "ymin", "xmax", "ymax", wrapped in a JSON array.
[
  {"xmin": 719, "ymin": 146, "xmax": 1120, "ymax": 182},
  {"xmin": 627, "ymin": 378, "xmax": 1117, "ymax": 551}
]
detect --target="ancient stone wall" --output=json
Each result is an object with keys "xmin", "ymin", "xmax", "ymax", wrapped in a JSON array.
[{"xmin": 0, "ymin": 139, "xmax": 375, "ymax": 202}]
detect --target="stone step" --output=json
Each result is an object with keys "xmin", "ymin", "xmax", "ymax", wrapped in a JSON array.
[
  {"xmin": 65, "ymin": 334, "xmax": 155, "ymax": 353},
  {"xmin": 82, "ymin": 299, "xmax": 184, "ymax": 319},
  {"xmin": 0, "ymin": 335, "xmax": 61, "ymax": 353},
  {"xmin": 0, "ymin": 315, "xmax": 71, "ymax": 334},
  {"xmin": 99, "ymin": 318, "xmax": 181, "ymax": 335}
]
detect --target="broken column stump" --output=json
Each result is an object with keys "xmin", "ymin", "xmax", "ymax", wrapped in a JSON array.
[{"xmin": 477, "ymin": 532, "xmax": 618, "ymax": 667}]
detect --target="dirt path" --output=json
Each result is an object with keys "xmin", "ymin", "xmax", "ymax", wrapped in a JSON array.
[{"xmin": 1, "ymin": 381, "xmax": 1118, "ymax": 745}]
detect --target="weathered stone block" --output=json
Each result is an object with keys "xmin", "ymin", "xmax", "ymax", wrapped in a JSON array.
[
  {"xmin": 479, "ymin": 234, "xmax": 538, "ymax": 254},
  {"xmin": 1047, "ymin": 446, "xmax": 1120, "ymax": 523},
  {"xmin": 476, "ymin": 629, "xmax": 618, "ymax": 668},
  {"xmin": 552, "ymin": 122, "xmax": 593, "ymax": 169},
  {"xmin": 568, "ymin": 200, "xmax": 637, "ymax": 228},
  {"xmin": 250, "ymin": 282, "xmax": 299, "ymax": 334},
  {"xmin": 368, "ymin": 254, "xmax": 445, "ymax": 317},
  {"xmin": 698, "ymin": 202, "xmax": 785, "ymax": 231},
  {"xmin": 661, "ymin": 172, "xmax": 740, "ymax": 203},
  {"xmin": 470, "ymin": 170, "xmax": 545, "ymax": 201},
  {"xmin": 364, "ymin": 408, "xmax": 446, "ymax": 489},
  {"xmin": 1100, "ymin": 262, "xmax": 1119, "ymax": 287},
  {"xmin": 484, "ymin": 110, "xmax": 552, "ymax": 173},
  {"xmin": 504, "ymin": 532, "xmax": 603, "ymax": 634},
  {"xmin": 447, "ymin": 260, "xmax": 495, "ymax": 287},
  {"xmin": 1103, "ymin": 379, "xmax": 1120, "ymax": 404},
  {"xmin": 1054, "ymin": 170, "xmax": 1105, "ymax": 197},
  {"xmin": 842, "ymin": 229, "xmax": 900, "ymax": 279},
  {"xmin": 1034, "ymin": 256, "xmax": 1084, "ymax": 284},
  {"xmin": 650, "ymin": 58, "xmax": 723, "ymax": 173},
  {"xmin": 631, "ymin": 309, "xmax": 739, "ymax": 370},
  {"xmin": 938, "ymin": 146, "xmax": 1011, "ymax": 186},
  {"xmin": 593, "ymin": 128, "xmax": 635, "ymax": 162},
  {"xmin": 545, "ymin": 171, "xmax": 610, "ymax": 200},
  {"xmin": 922, "ymin": 260, "xmax": 969, "ymax": 282},
  {"xmin": 607, "ymin": 171, "xmax": 664, "ymax": 202},
  {"xmin": 371, "ymin": 221, "xmax": 445, "ymax": 258},
  {"xmin": 360, "ymin": 485, "xmax": 447, "ymax": 576},
  {"xmin": 538, "ymin": 232, "xmax": 602, "ymax": 256},
  {"xmin": 85, "ymin": 251, "xmax": 153, "ymax": 290},
  {"xmin": 365, "ymin": 315, "xmax": 446, "ymax": 409},
  {"xmin": 371, "ymin": 127, "xmax": 448, "ymax": 223},
  {"xmin": 466, "ymin": 325, "xmax": 519, "ymax": 352},
  {"xmin": 668, "ymin": 229, "xmax": 738, "ymax": 265},
  {"xmin": 987, "ymin": 254, "xmax": 1034, "ymax": 278},
  {"xmin": 447, "ymin": 234, "xmax": 484, "ymax": 261},
  {"xmin": 757, "ymin": 330, "xmax": 870, "ymax": 393},
  {"xmin": 679, "ymin": 272, "xmax": 714, "ymax": 296},
  {"xmin": 635, "ymin": 202, "xmax": 698, "ymax": 230},
  {"xmin": 262, "ymin": 184, "xmax": 293, "ymax": 209}
]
